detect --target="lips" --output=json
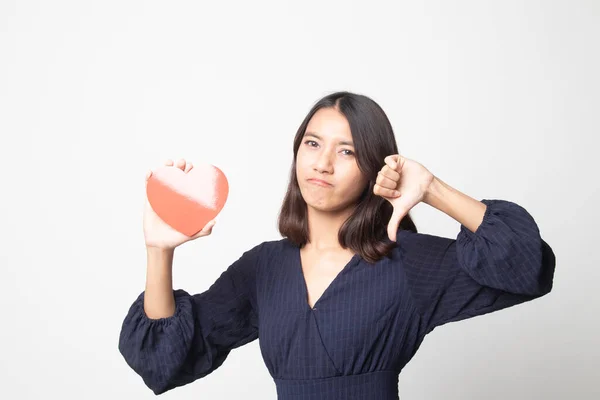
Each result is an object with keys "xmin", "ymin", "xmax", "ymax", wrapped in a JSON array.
[{"xmin": 307, "ymin": 178, "xmax": 333, "ymax": 187}]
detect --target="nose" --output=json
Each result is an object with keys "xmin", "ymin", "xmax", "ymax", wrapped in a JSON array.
[{"xmin": 313, "ymin": 149, "xmax": 334, "ymax": 174}]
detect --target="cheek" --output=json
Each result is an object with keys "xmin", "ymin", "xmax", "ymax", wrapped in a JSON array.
[
  {"xmin": 352, "ymin": 172, "xmax": 369, "ymax": 190},
  {"xmin": 295, "ymin": 159, "xmax": 305, "ymax": 177},
  {"xmin": 295, "ymin": 153, "xmax": 312, "ymax": 176},
  {"xmin": 338, "ymin": 171, "xmax": 364, "ymax": 192}
]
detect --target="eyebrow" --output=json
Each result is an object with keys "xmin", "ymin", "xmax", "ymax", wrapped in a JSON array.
[{"xmin": 304, "ymin": 132, "xmax": 354, "ymax": 147}]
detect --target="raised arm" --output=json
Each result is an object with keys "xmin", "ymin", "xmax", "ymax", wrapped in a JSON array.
[
  {"xmin": 397, "ymin": 198, "xmax": 556, "ymax": 335},
  {"xmin": 118, "ymin": 242, "xmax": 265, "ymax": 394}
]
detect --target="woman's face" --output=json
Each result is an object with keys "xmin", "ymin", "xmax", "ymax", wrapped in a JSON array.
[{"xmin": 296, "ymin": 107, "xmax": 369, "ymax": 213}]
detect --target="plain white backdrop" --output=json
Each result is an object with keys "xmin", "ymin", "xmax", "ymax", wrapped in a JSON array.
[{"xmin": 1, "ymin": 0, "xmax": 598, "ymax": 398}]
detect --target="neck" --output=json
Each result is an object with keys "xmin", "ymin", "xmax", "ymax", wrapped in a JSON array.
[{"xmin": 305, "ymin": 205, "xmax": 355, "ymax": 250}]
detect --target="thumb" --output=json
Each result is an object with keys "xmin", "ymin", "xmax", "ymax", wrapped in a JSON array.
[
  {"xmin": 192, "ymin": 219, "xmax": 216, "ymax": 239},
  {"xmin": 387, "ymin": 207, "xmax": 406, "ymax": 242}
]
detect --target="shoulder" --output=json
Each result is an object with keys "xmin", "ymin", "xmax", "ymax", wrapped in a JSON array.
[
  {"xmin": 233, "ymin": 238, "xmax": 294, "ymax": 283},
  {"xmin": 395, "ymin": 229, "xmax": 455, "ymax": 251},
  {"xmin": 242, "ymin": 237, "xmax": 292, "ymax": 264}
]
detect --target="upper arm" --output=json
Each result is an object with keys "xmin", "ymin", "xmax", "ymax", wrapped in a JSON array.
[{"xmin": 396, "ymin": 199, "xmax": 555, "ymax": 334}]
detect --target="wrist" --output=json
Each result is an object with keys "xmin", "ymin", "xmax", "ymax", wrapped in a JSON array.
[
  {"xmin": 423, "ymin": 176, "xmax": 444, "ymax": 206},
  {"xmin": 146, "ymin": 245, "xmax": 175, "ymax": 257}
]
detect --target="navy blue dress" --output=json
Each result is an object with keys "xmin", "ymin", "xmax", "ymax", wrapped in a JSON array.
[{"xmin": 118, "ymin": 199, "xmax": 555, "ymax": 399}]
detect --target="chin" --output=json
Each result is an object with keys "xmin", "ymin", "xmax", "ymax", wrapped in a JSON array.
[
  {"xmin": 307, "ymin": 202, "xmax": 336, "ymax": 212},
  {"xmin": 304, "ymin": 196, "xmax": 353, "ymax": 213},
  {"xmin": 301, "ymin": 191, "xmax": 334, "ymax": 211}
]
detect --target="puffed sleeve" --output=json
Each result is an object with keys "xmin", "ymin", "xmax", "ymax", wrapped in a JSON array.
[
  {"xmin": 118, "ymin": 242, "xmax": 265, "ymax": 395},
  {"xmin": 397, "ymin": 199, "xmax": 556, "ymax": 335}
]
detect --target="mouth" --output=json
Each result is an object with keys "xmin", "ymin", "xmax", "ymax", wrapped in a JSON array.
[{"xmin": 307, "ymin": 178, "xmax": 333, "ymax": 187}]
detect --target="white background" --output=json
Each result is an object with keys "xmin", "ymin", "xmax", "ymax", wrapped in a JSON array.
[{"xmin": 1, "ymin": 0, "xmax": 598, "ymax": 399}]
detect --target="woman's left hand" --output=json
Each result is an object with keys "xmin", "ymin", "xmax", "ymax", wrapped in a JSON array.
[{"xmin": 373, "ymin": 154, "xmax": 435, "ymax": 241}]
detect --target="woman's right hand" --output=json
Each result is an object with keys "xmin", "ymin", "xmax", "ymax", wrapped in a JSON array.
[{"xmin": 143, "ymin": 158, "xmax": 217, "ymax": 250}]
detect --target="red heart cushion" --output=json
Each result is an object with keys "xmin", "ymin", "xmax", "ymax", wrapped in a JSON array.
[{"xmin": 146, "ymin": 163, "xmax": 229, "ymax": 236}]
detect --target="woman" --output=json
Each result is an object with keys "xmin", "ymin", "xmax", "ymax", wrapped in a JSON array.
[{"xmin": 118, "ymin": 91, "xmax": 556, "ymax": 399}]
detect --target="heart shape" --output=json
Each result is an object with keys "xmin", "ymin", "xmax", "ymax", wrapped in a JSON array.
[{"xmin": 146, "ymin": 163, "xmax": 229, "ymax": 236}]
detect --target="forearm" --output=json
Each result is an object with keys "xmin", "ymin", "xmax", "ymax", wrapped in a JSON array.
[
  {"xmin": 144, "ymin": 246, "xmax": 176, "ymax": 319},
  {"xmin": 423, "ymin": 176, "xmax": 487, "ymax": 233}
]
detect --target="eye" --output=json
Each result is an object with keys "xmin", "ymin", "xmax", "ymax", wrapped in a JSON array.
[{"xmin": 304, "ymin": 140, "xmax": 354, "ymax": 156}]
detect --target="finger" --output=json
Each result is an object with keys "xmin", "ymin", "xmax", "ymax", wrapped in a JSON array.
[
  {"xmin": 200, "ymin": 219, "xmax": 217, "ymax": 235},
  {"xmin": 387, "ymin": 207, "xmax": 406, "ymax": 242},
  {"xmin": 165, "ymin": 159, "xmax": 174, "ymax": 166},
  {"xmin": 184, "ymin": 161, "xmax": 194, "ymax": 173},
  {"xmin": 395, "ymin": 155, "xmax": 404, "ymax": 168},
  {"xmin": 204, "ymin": 219, "xmax": 216, "ymax": 231},
  {"xmin": 377, "ymin": 170, "xmax": 399, "ymax": 189},
  {"xmin": 387, "ymin": 154, "xmax": 405, "ymax": 171},
  {"xmin": 380, "ymin": 164, "xmax": 400, "ymax": 181},
  {"xmin": 384, "ymin": 155, "xmax": 398, "ymax": 170},
  {"xmin": 373, "ymin": 183, "xmax": 400, "ymax": 198},
  {"xmin": 190, "ymin": 222, "xmax": 214, "ymax": 239},
  {"xmin": 175, "ymin": 158, "xmax": 186, "ymax": 171},
  {"xmin": 386, "ymin": 157, "xmax": 398, "ymax": 171}
]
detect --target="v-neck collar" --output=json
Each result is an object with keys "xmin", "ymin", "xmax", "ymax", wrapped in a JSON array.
[{"xmin": 290, "ymin": 241, "xmax": 360, "ymax": 311}]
